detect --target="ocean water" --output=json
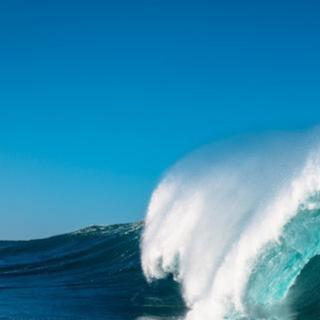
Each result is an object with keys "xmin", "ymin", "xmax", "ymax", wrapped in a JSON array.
[
  {"xmin": 1, "ymin": 221, "xmax": 320, "ymax": 320},
  {"xmin": 4, "ymin": 129, "xmax": 320, "ymax": 319},
  {"xmin": 0, "ymin": 223, "xmax": 185, "ymax": 320}
]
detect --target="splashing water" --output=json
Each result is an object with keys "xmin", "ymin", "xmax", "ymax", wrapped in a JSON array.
[{"xmin": 141, "ymin": 129, "xmax": 320, "ymax": 319}]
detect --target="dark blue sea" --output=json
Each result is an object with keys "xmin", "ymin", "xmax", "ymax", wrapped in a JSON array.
[{"xmin": 0, "ymin": 223, "xmax": 185, "ymax": 320}]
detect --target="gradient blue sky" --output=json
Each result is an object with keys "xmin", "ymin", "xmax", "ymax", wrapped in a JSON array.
[{"xmin": 1, "ymin": 0, "xmax": 320, "ymax": 239}]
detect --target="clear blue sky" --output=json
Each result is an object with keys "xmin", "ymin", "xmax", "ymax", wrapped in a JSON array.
[{"xmin": 1, "ymin": 0, "xmax": 320, "ymax": 239}]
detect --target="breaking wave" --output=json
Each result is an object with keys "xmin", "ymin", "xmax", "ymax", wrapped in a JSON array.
[{"xmin": 141, "ymin": 128, "xmax": 320, "ymax": 319}]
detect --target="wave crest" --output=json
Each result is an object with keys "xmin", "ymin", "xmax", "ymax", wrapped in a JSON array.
[{"xmin": 141, "ymin": 129, "xmax": 320, "ymax": 319}]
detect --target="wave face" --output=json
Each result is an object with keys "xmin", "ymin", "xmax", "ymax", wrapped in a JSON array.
[
  {"xmin": 141, "ymin": 129, "xmax": 320, "ymax": 320},
  {"xmin": 0, "ymin": 223, "xmax": 185, "ymax": 319}
]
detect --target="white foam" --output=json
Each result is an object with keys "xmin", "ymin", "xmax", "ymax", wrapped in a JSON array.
[{"xmin": 141, "ymin": 129, "xmax": 320, "ymax": 319}]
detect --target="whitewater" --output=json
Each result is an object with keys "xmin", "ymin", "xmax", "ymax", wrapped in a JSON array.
[{"xmin": 141, "ymin": 128, "xmax": 320, "ymax": 320}]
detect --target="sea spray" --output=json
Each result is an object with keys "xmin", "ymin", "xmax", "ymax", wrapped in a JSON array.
[{"xmin": 141, "ymin": 129, "xmax": 320, "ymax": 319}]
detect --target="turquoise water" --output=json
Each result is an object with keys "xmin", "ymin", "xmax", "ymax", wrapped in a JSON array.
[{"xmin": 244, "ymin": 202, "xmax": 320, "ymax": 319}]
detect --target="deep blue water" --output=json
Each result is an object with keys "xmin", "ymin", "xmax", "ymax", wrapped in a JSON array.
[{"xmin": 0, "ymin": 223, "xmax": 185, "ymax": 320}]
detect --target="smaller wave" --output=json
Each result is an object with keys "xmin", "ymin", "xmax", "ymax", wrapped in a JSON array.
[{"xmin": 0, "ymin": 222, "xmax": 185, "ymax": 319}]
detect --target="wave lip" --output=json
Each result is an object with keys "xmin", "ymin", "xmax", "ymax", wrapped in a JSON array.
[{"xmin": 141, "ymin": 129, "xmax": 320, "ymax": 319}]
